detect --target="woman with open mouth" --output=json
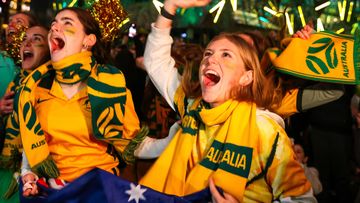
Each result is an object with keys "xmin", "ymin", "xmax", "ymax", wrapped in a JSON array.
[
  {"xmin": 0, "ymin": 12, "xmax": 38, "ymax": 101},
  {"xmin": 0, "ymin": 24, "xmax": 50, "ymax": 203},
  {"xmin": 17, "ymin": 7, "xmax": 142, "ymax": 197},
  {"xmin": 139, "ymin": 0, "xmax": 317, "ymax": 202}
]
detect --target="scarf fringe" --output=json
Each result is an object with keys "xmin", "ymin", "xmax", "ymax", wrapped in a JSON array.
[
  {"xmin": 32, "ymin": 155, "xmax": 60, "ymax": 179},
  {"xmin": 121, "ymin": 125, "xmax": 149, "ymax": 164},
  {"xmin": 355, "ymin": 30, "xmax": 360, "ymax": 83},
  {"xmin": 0, "ymin": 149, "xmax": 21, "ymax": 171}
]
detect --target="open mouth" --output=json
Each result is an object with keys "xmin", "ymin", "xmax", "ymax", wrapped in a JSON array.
[
  {"xmin": 22, "ymin": 50, "xmax": 34, "ymax": 61},
  {"xmin": 203, "ymin": 70, "xmax": 220, "ymax": 86},
  {"xmin": 50, "ymin": 37, "xmax": 65, "ymax": 53},
  {"xmin": 7, "ymin": 28, "xmax": 16, "ymax": 37}
]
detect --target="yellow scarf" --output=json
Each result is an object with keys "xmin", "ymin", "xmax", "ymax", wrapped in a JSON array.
[
  {"xmin": 0, "ymin": 70, "xmax": 30, "ymax": 170},
  {"xmin": 265, "ymin": 31, "xmax": 359, "ymax": 84},
  {"xmin": 17, "ymin": 51, "xmax": 141, "ymax": 179},
  {"xmin": 140, "ymin": 88, "xmax": 260, "ymax": 202}
]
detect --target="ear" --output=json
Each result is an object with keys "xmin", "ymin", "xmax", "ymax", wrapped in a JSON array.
[
  {"xmin": 238, "ymin": 70, "xmax": 253, "ymax": 86},
  {"xmin": 83, "ymin": 34, "xmax": 97, "ymax": 49}
]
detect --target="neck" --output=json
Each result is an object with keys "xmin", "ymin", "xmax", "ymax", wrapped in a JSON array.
[{"xmin": 59, "ymin": 81, "xmax": 86, "ymax": 99}]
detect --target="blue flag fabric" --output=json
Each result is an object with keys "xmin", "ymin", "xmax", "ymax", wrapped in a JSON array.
[{"xmin": 20, "ymin": 168, "xmax": 214, "ymax": 203}]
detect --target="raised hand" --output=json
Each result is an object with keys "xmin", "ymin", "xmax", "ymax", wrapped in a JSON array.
[
  {"xmin": 165, "ymin": 0, "xmax": 212, "ymax": 11},
  {"xmin": 156, "ymin": 0, "xmax": 211, "ymax": 29},
  {"xmin": 293, "ymin": 25, "xmax": 315, "ymax": 40}
]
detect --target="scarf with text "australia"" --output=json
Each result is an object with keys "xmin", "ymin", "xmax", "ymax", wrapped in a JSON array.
[
  {"xmin": 140, "ymin": 87, "xmax": 263, "ymax": 202},
  {"xmin": 264, "ymin": 31, "xmax": 359, "ymax": 84}
]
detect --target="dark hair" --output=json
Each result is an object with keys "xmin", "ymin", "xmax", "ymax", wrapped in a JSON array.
[
  {"xmin": 57, "ymin": 7, "xmax": 108, "ymax": 64},
  {"xmin": 11, "ymin": 12, "xmax": 39, "ymax": 27},
  {"xmin": 172, "ymin": 43, "xmax": 203, "ymax": 98}
]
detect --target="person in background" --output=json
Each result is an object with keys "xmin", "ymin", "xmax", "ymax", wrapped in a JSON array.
[
  {"xmin": 138, "ymin": 0, "xmax": 316, "ymax": 202},
  {"xmin": 0, "ymin": 12, "xmax": 38, "ymax": 99},
  {"xmin": 293, "ymin": 142, "xmax": 323, "ymax": 195},
  {"xmin": 236, "ymin": 26, "xmax": 344, "ymax": 120},
  {"xmin": 17, "ymin": 7, "xmax": 141, "ymax": 197},
  {"xmin": 0, "ymin": 24, "xmax": 50, "ymax": 203}
]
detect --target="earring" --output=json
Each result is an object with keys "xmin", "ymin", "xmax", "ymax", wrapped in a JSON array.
[{"xmin": 83, "ymin": 43, "xmax": 88, "ymax": 49}]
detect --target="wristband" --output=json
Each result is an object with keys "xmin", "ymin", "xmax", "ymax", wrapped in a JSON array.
[{"xmin": 161, "ymin": 7, "xmax": 175, "ymax": 20}]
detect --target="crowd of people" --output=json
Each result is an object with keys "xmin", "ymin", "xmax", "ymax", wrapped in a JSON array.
[{"xmin": 0, "ymin": 0, "xmax": 359, "ymax": 202}]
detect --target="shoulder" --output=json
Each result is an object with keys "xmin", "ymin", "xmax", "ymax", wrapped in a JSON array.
[
  {"xmin": 256, "ymin": 108, "xmax": 285, "ymax": 130},
  {"xmin": 255, "ymin": 109, "xmax": 292, "ymax": 158}
]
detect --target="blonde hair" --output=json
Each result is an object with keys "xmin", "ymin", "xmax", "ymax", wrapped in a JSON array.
[{"xmin": 208, "ymin": 33, "xmax": 273, "ymax": 109}]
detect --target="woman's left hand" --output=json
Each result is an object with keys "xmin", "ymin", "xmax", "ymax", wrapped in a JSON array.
[
  {"xmin": 209, "ymin": 177, "xmax": 239, "ymax": 203},
  {"xmin": 292, "ymin": 25, "xmax": 315, "ymax": 40}
]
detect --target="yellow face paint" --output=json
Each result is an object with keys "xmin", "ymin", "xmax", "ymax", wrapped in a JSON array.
[{"xmin": 64, "ymin": 27, "xmax": 76, "ymax": 35}]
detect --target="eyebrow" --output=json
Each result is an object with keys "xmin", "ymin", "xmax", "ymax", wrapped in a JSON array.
[
  {"xmin": 51, "ymin": 17, "xmax": 74, "ymax": 24},
  {"xmin": 9, "ymin": 17, "xmax": 25, "ymax": 22},
  {"xmin": 33, "ymin": 33, "xmax": 46, "ymax": 39},
  {"xmin": 205, "ymin": 48, "xmax": 234, "ymax": 52}
]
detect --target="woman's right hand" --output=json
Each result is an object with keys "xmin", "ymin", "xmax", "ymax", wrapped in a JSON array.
[
  {"xmin": 209, "ymin": 177, "xmax": 239, "ymax": 203},
  {"xmin": 0, "ymin": 91, "xmax": 14, "ymax": 116},
  {"xmin": 156, "ymin": 0, "xmax": 211, "ymax": 29},
  {"xmin": 164, "ymin": 0, "xmax": 211, "ymax": 10}
]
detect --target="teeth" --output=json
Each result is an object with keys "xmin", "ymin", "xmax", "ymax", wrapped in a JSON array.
[
  {"xmin": 24, "ymin": 50, "xmax": 32, "ymax": 54},
  {"xmin": 205, "ymin": 70, "xmax": 219, "ymax": 76}
]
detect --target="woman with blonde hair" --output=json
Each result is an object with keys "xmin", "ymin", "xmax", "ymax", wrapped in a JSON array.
[{"xmin": 139, "ymin": 0, "xmax": 316, "ymax": 202}]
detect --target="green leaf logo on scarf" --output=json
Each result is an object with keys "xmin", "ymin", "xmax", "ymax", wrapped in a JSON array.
[
  {"xmin": 306, "ymin": 37, "xmax": 338, "ymax": 74},
  {"xmin": 23, "ymin": 101, "xmax": 44, "ymax": 136}
]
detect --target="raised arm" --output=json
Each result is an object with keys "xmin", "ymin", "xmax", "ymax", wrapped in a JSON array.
[{"xmin": 144, "ymin": 0, "xmax": 210, "ymax": 109}]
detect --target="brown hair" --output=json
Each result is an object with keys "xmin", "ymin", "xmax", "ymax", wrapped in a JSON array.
[
  {"xmin": 27, "ymin": 24, "xmax": 51, "ymax": 64},
  {"xmin": 57, "ymin": 7, "xmax": 108, "ymax": 64},
  {"xmin": 235, "ymin": 30, "xmax": 271, "ymax": 60},
  {"xmin": 207, "ymin": 33, "xmax": 273, "ymax": 109},
  {"xmin": 10, "ymin": 12, "xmax": 39, "ymax": 27}
]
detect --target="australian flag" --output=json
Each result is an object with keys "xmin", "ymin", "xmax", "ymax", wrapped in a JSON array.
[{"xmin": 20, "ymin": 168, "xmax": 214, "ymax": 203}]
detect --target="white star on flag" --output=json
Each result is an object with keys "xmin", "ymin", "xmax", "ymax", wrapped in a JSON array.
[{"xmin": 125, "ymin": 183, "xmax": 147, "ymax": 203}]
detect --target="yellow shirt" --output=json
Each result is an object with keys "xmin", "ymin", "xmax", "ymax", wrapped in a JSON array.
[{"xmin": 34, "ymin": 80, "xmax": 119, "ymax": 182}]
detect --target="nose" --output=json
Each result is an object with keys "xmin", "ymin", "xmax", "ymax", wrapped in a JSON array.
[
  {"xmin": 206, "ymin": 53, "xmax": 217, "ymax": 64},
  {"xmin": 51, "ymin": 22, "xmax": 60, "ymax": 32},
  {"xmin": 24, "ymin": 38, "xmax": 33, "ymax": 47},
  {"xmin": 21, "ymin": 37, "xmax": 32, "ymax": 48},
  {"xmin": 8, "ymin": 20, "xmax": 16, "ymax": 28}
]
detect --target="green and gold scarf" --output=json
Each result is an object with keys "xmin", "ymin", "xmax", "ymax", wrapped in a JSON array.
[
  {"xmin": 140, "ymin": 88, "xmax": 261, "ymax": 202},
  {"xmin": 17, "ymin": 51, "xmax": 141, "ymax": 179},
  {"xmin": 0, "ymin": 70, "xmax": 31, "ymax": 170},
  {"xmin": 0, "ymin": 70, "xmax": 30, "ymax": 199},
  {"xmin": 265, "ymin": 31, "xmax": 359, "ymax": 84}
]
